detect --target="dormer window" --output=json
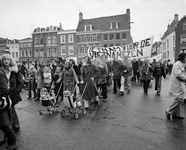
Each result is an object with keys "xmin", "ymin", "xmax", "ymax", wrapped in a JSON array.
[
  {"xmin": 85, "ymin": 25, "xmax": 92, "ymax": 31},
  {"xmin": 110, "ymin": 21, "xmax": 118, "ymax": 29}
]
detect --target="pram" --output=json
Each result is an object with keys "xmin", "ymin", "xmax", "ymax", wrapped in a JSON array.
[
  {"xmin": 60, "ymin": 83, "xmax": 88, "ymax": 119},
  {"xmin": 39, "ymin": 88, "xmax": 60, "ymax": 116}
]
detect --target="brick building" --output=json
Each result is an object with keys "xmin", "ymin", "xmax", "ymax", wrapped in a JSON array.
[
  {"xmin": 76, "ymin": 9, "xmax": 133, "ymax": 59},
  {"xmin": 175, "ymin": 15, "xmax": 186, "ymax": 59}
]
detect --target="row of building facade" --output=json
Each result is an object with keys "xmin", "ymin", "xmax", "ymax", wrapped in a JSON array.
[
  {"xmin": 151, "ymin": 14, "xmax": 186, "ymax": 64},
  {"xmin": 0, "ymin": 9, "xmax": 185, "ymax": 65},
  {"xmin": 0, "ymin": 9, "xmax": 133, "ymax": 64}
]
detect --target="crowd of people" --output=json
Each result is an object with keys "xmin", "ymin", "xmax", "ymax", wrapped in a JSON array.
[{"xmin": 1, "ymin": 52, "xmax": 186, "ymax": 150}]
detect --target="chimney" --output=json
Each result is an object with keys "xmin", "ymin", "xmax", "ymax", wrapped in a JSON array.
[
  {"xmin": 59, "ymin": 23, "xmax": 62, "ymax": 30},
  {"xmin": 79, "ymin": 12, "xmax": 83, "ymax": 22},
  {"xmin": 126, "ymin": 9, "xmax": 130, "ymax": 15},
  {"xmin": 174, "ymin": 14, "xmax": 179, "ymax": 21}
]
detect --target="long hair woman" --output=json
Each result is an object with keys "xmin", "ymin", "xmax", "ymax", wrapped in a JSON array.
[{"xmin": 0, "ymin": 56, "xmax": 19, "ymax": 150}]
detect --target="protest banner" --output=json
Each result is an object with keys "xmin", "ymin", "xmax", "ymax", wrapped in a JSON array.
[{"xmin": 88, "ymin": 36, "xmax": 154, "ymax": 60}]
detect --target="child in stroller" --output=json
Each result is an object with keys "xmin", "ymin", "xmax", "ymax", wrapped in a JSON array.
[{"xmin": 39, "ymin": 88, "xmax": 60, "ymax": 116}]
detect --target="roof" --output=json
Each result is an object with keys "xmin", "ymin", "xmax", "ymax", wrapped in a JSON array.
[
  {"xmin": 0, "ymin": 38, "xmax": 12, "ymax": 45},
  {"xmin": 9, "ymin": 39, "xmax": 19, "ymax": 44},
  {"xmin": 77, "ymin": 13, "xmax": 130, "ymax": 32},
  {"xmin": 162, "ymin": 19, "xmax": 179, "ymax": 39},
  {"xmin": 19, "ymin": 37, "xmax": 32, "ymax": 41}
]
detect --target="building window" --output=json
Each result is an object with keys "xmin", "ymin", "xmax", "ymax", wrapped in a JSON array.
[
  {"xmin": 110, "ymin": 44, "xmax": 114, "ymax": 47},
  {"xmin": 20, "ymin": 43, "xmax": 24, "ymax": 48},
  {"xmin": 29, "ymin": 50, "xmax": 32, "ymax": 57},
  {"xmin": 40, "ymin": 37, "xmax": 44, "ymax": 44},
  {"xmin": 25, "ymin": 51, "xmax": 28, "ymax": 57},
  {"xmin": 86, "ymin": 35, "xmax": 91, "ymax": 43},
  {"xmin": 85, "ymin": 25, "xmax": 92, "ymax": 31},
  {"xmin": 173, "ymin": 47, "xmax": 175, "ymax": 57},
  {"xmin": 35, "ymin": 37, "xmax": 39, "ymax": 45},
  {"xmin": 103, "ymin": 44, "xmax": 107, "ymax": 47},
  {"xmin": 28, "ymin": 43, "xmax": 31, "ymax": 47},
  {"xmin": 47, "ymin": 36, "xmax": 51, "ymax": 45},
  {"xmin": 116, "ymin": 43, "xmax": 120, "ymax": 46},
  {"xmin": 183, "ymin": 22, "xmax": 186, "ymax": 30},
  {"xmin": 110, "ymin": 34, "xmax": 114, "ymax": 40},
  {"xmin": 12, "ymin": 52, "xmax": 14, "ymax": 58},
  {"xmin": 35, "ymin": 49, "xmax": 39, "ymax": 57},
  {"xmin": 110, "ymin": 22, "xmax": 118, "ymax": 29},
  {"xmin": 60, "ymin": 35, "xmax": 65, "ymax": 43},
  {"xmin": 52, "ymin": 48, "xmax": 57, "ymax": 57},
  {"xmin": 116, "ymin": 33, "xmax": 120, "ymax": 40},
  {"xmin": 181, "ymin": 36, "xmax": 186, "ymax": 44},
  {"xmin": 40, "ymin": 49, "xmax": 44, "ymax": 57},
  {"xmin": 173, "ymin": 36, "xmax": 175, "ymax": 46},
  {"xmin": 61, "ymin": 46, "xmax": 66, "ymax": 55},
  {"xmin": 16, "ymin": 52, "xmax": 18, "ymax": 58},
  {"xmin": 167, "ymin": 51, "xmax": 169, "ymax": 58},
  {"xmin": 80, "ymin": 36, "xmax": 85, "ymax": 43},
  {"xmin": 84, "ymin": 46, "xmax": 88, "ymax": 54},
  {"xmin": 163, "ymin": 42, "xmax": 166, "ymax": 50},
  {"xmin": 47, "ymin": 48, "xmax": 51, "ymax": 57},
  {"xmin": 68, "ymin": 34, "xmax": 73, "ymax": 43},
  {"xmin": 103, "ymin": 34, "xmax": 108, "ymax": 40},
  {"xmin": 69, "ymin": 45, "xmax": 74, "ymax": 55},
  {"xmin": 78, "ymin": 46, "xmax": 84, "ymax": 54},
  {"xmin": 92, "ymin": 35, "xmax": 97, "ymax": 42},
  {"xmin": 167, "ymin": 39, "xmax": 169, "ymax": 49},
  {"xmin": 24, "ymin": 43, "xmax": 27, "ymax": 48},
  {"xmin": 52, "ymin": 36, "xmax": 57, "ymax": 44},
  {"xmin": 122, "ymin": 33, "xmax": 126, "ymax": 39},
  {"xmin": 21, "ymin": 51, "xmax": 24, "ymax": 57}
]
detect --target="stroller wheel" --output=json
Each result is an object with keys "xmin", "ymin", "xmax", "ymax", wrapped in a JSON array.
[
  {"xmin": 60, "ymin": 110, "xmax": 65, "ymax": 117},
  {"xmin": 49, "ymin": 111, "xmax": 53, "ymax": 116},
  {"xmin": 39, "ymin": 109, "xmax": 43, "ymax": 115},
  {"xmin": 82, "ymin": 109, "xmax": 86, "ymax": 115},
  {"xmin": 74, "ymin": 113, "xmax": 79, "ymax": 119}
]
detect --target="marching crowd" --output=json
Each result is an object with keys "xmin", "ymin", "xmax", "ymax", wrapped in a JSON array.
[{"xmin": 2, "ymin": 52, "xmax": 186, "ymax": 150}]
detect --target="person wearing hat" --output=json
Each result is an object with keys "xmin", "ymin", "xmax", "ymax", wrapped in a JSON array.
[{"xmin": 166, "ymin": 53, "xmax": 186, "ymax": 120}]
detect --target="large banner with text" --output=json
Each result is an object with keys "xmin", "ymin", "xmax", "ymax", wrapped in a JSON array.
[{"xmin": 88, "ymin": 36, "xmax": 154, "ymax": 60}]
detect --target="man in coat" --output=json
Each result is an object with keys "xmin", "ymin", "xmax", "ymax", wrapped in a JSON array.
[{"xmin": 166, "ymin": 53, "xmax": 186, "ymax": 120}]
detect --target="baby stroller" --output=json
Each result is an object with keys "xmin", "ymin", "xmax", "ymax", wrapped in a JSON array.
[
  {"xmin": 39, "ymin": 88, "xmax": 60, "ymax": 116},
  {"xmin": 60, "ymin": 83, "xmax": 88, "ymax": 119}
]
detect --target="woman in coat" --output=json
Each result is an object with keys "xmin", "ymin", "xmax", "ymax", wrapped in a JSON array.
[
  {"xmin": 95, "ymin": 57, "xmax": 108, "ymax": 102},
  {"xmin": 119, "ymin": 56, "xmax": 133, "ymax": 96},
  {"xmin": 0, "ymin": 56, "xmax": 19, "ymax": 150},
  {"xmin": 81, "ymin": 56, "xmax": 100, "ymax": 108},
  {"xmin": 2, "ymin": 54, "xmax": 24, "ymax": 134},
  {"xmin": 140, "ymin": 59, "xmax": 153, "ymax": 95},
  {"xmin": 34, "ymin": 59, "xmax": 45, "ymax": 101},
  {"xmin": 166, "ymin": 53, "xmax": 186, "ymax": 120}
]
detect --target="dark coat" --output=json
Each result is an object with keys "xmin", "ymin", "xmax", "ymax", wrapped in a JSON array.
[
  {"xmin": 153, "ymin": 66, "xmax": 166, "ymax": 78},
  {"xmin": 0, "ymin": 68, "xmax": 12, "ymax": 127},
  {"xmin": 132, "ymin": 61, "xmax": 139, "ymax": 75},
  {"xmin": 8, "ymin": 66, "xmax": 24, "ymax": 106}
]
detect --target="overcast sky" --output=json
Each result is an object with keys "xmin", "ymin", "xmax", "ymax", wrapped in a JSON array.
[{"xmin": 0, "ymin": 0, "xmax": 185, "ymax": 42}]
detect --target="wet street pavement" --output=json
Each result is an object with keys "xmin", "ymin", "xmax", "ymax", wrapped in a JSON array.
[{"xmin": 1, "ymin": 75, "xmax": 186, "ymax": 150}]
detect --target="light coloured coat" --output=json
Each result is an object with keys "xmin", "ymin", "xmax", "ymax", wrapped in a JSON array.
[{"xmin": 168, "ymin": 61, "xmax": 186, "ymax": 99}]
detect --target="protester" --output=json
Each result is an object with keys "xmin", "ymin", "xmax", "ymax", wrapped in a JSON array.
[
  {"xmin": 57, "ymin": 60, "xmax": 78, "ymax": 92},
  {"xmin": 119, "ymin": 56, "xmax": 132, "ymax": 95},
  {"xmin": 2, "ymin": 54, "xmax": 24, "ymax": 134},
  {"xmin": 0, "ymin": 57, "xmax": 18, "ymax": 150},
  {"xmin": 166, "ymin": 53, "xmax": 186, "ymax": 120},
  {"xmin": 132, "ymin": 58, "xmax": 139, "ymax": 84},
  {"xmin": 81, "ymin": 56, "xmax": 100, "ymax": 108},
  {"xmin": 141, "ymin": 59, "xmax": 153, "ymax": 95},
  {"xmin": 43, "ymin": 65, "xmax": 52, "ymax": 93},
  {"xmin": 111, "ymin": 57, "xmax": 122, "ymax": 94},
  {"xmin": 153, "ymin": 62, "xmax": 166, "ymax": 96},
  {"xmin": 27, "ymin": 62, "xmax": 37, "ymax": 100},
  {"xmin": 95, "ymin": 57, "xmax": 108, "ymax": 102},
  {"xmin": 34, "ymin": 59, "xmax": 45, "ymax": 101}
]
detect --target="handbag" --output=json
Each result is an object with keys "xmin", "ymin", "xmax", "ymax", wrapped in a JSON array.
[{"xmin": 0, "ymin": 95, "xmax": 12, "ymax": 111}]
